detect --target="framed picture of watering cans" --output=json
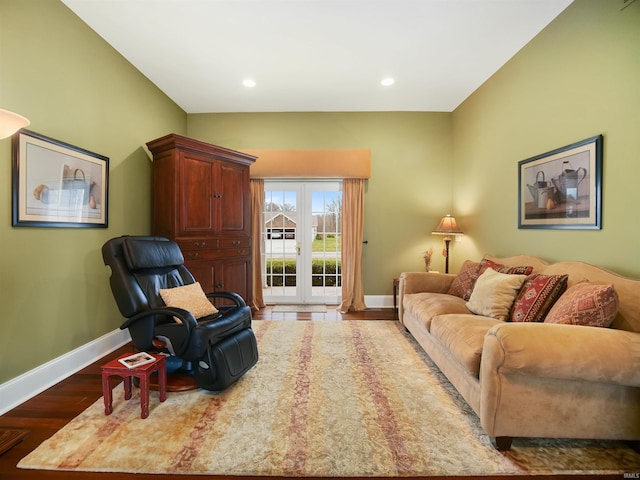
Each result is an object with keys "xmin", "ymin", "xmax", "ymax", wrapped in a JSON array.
[
  {"xmin": 518, "ymin": 134, "xmax": 602, "ymax": 230},
  {"xmin": 11, "ymin": 129, "xmax": 109, "ymax": 228}
]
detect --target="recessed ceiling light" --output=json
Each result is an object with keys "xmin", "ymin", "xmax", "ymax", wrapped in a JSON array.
[
  {"xmin": 242, "ymin": 79, "xmax": 256, "ymax": 88},
  {"xmin": 381, "ymin": 77, "xmax": 395, "ymax": 86}
]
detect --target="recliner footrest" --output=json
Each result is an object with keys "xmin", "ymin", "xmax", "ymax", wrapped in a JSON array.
[{"xmin": 195, "ymin": 328, "xmax": 258, "ymax": 391}]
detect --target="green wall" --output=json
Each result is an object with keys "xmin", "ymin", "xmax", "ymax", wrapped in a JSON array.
[
  {"xmin": 452, "ymin": 0, "xmax": 640, "ymax": 277},
  {"xmin": 0, "ymin": 0, "xmax": 186, "ymax": 383},
  {"xmin": 188, "ymin": 112, "xmax": 453, "ymax": 294}
]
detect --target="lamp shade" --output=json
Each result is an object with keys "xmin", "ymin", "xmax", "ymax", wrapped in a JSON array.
[
  {"xmin": 432, "ymin": 214, "xmax": 463, "ymax": 236},
  {"xmin": 0, "ymin": 109, "xmax": 30, "ymax": 139}
]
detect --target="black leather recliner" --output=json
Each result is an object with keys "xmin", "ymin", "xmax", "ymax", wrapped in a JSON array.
[{"xmin": 102, "ymin": 235, "xmax": 258, "ymax": 391}]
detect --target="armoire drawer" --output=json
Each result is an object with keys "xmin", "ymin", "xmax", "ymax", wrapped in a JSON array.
[
  {"xmin": 183, "ymin": 247, "xmax": 250, "ymax": 261},
  {"xmin": 178, "ymin": 237, "xmax": 249, "ymax": 251},
  {"xmin": 218, "ymin": 238, "xmax": 250, "ymax": 249}
]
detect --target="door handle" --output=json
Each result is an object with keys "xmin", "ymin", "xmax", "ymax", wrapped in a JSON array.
[{"xmin": 297, "ymin": 242, "xmax": 301, "ymax": 256}]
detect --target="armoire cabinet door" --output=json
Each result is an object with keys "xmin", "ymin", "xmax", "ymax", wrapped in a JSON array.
[
  {"xmin": 216, "ymin": 258, "xmax": 251, "ymax": 301},
  {"xmin": 179, "ymin": 153, "xmax": 215, "ymax": 235},
  {"xmin": 184, "ymin": 258, "xmax": 250, "ymax": 307},
  {"xmin": 218, "ymin": 162, "xmax": 250, "ymax": 235},
  {"xmin": 185, "ymin": 260, "xmax": 216, "ymax": 294}
]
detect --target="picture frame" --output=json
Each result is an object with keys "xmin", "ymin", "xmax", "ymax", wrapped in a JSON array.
[
  {"xmin": 12, "ymin": 129, "xmax": 109, "ymax": 228},
  {"xmin": 518, "ymin": 134, "xmax": 602, "ymax": 230},
  {"xmin": 118, "ymin": 352, "xmax": 156, "ymax": 369}
]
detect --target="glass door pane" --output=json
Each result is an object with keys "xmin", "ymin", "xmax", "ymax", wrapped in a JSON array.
[
  {"xmin": 307, "ymin": 184, "xmax": 342, "ymax": 303},
  {"xmin": 263, "ymin": 184, "xmax": 301, "ymax": 303}
]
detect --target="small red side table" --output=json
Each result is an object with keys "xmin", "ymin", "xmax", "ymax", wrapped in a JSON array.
[{"xmin": 101, "ymin": 353, "xmax": 167, "ymax": 419}]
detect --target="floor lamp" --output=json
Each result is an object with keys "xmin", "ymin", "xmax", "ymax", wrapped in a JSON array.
[{"xmin": 432, "ymin": 214, "xmax": 463, "ymax": 274}]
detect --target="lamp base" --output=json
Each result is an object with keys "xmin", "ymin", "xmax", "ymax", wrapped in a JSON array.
[{"xmin": 443, "ymin": 237, "xmax": 451, "ymax": 274}]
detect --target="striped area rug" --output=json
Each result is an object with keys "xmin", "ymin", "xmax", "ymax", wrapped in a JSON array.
[{"xmin": 18, "ymin": 320, "xmax": 640, "ymax": 475}]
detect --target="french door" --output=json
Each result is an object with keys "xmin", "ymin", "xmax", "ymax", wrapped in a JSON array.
[{"xmin": 263, "ymin": 181, "xmax": 342, "ymax": 304}]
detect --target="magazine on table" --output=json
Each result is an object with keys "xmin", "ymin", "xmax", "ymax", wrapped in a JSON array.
[{"xmin": 118, "ymin": 352, "xmax": 156, "ymax": 368}]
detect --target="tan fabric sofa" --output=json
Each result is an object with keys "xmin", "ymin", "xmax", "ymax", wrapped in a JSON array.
[{"xmin": 398, "ymin": 254, "xmax": 640, "ymax": 450}]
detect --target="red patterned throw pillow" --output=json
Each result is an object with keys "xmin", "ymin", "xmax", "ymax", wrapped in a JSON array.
[
  {"xmin": 476, "ymin": 259, "xmax": 534, "ymax": 277},
  {"xmin": 544, "ymin": 282, "xmax": 619, "ymax": 328},
  {"xmin": 510, "ymin": 274, "xmax": 568, "ymax": 323},
  {"xmin": 447, "ymin": 260, "xmax": 481, "ymax": 301}
]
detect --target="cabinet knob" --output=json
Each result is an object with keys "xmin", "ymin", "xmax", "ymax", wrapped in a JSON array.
[
  {"xmin": 216, "ymin": 283, "xmax": 224, "ymax": 290},
  {"xmin": 195, "ymin": 241, "xmax": 206, "ymax": 248}
]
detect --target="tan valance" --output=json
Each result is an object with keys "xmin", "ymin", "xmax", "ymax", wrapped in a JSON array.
[{"xmin": 245, "ymin": 149, "xmax": 370, "ymax": 179}]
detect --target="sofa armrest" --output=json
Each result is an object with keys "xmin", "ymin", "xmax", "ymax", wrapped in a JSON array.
[
  {"xmin": 398, "ymin": 272, "xmax": 456, "ymax": 325},
  {"xmin": 482, "ymin": 322, "xmax": 640, "ymax": 387},
  {"xmin": 399, "ymin": 272, "xmax": 455, "ymax": 295}
]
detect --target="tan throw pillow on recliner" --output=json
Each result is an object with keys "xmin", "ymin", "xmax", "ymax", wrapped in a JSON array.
[
  {"xmin": 159, "ymin": 282, "xmax": 218, "ymax": 321},
  {"xmin": 466, "ymin": 268, "xmax": 528, "ymax": 321}
]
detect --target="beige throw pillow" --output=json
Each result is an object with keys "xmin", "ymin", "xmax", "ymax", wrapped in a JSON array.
[
  {"xmin": 466, "ymin": 268, "xmax": 527, "ymax": 321},
  {"xmin": 159, "ymin": 282, "xmax": 218, "ymax": 321}
]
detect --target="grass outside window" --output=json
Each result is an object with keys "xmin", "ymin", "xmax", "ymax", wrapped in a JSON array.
[{"xmin": 265, "ymin": 258, "xmax": 342, "ymax": 286}]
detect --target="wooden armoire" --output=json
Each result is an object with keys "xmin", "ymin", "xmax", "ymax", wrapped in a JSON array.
[{"xmin": 146, "ymin": 134, "xmax": 257, "ymax": 304}]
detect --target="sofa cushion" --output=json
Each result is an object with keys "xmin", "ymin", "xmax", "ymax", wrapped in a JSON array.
[
  {"xmin": 447, "ymin": 260, "xmax": 481, "ymax": 300},
  {"xmin": 544, "ymin": 282, "xmax": 619, "ymax": 328},
  {"xmin": 430, "ymin": 314, "xmax": 502, "ymax": 377},
  {"xmin": 466, "ymin": 268, "xmax": 528, "ymax": 321},
  {"xmin": 510, "ymin": 274, "xmax": 568, "ymax": 323},
  {"xmin": 403, "ymin": 293, "xmax": 471, "ymax": 332}
]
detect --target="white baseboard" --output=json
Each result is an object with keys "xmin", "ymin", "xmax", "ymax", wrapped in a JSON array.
[
  {"xmin": 363, "ymin": 294, "xmax": 394, "ymax": 309},
  {"xmin": 0, "ymin": 329, "xmax": 131, "ymax": 416}
]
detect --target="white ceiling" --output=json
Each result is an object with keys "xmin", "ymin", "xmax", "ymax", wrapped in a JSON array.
[{"xmin": 61, "ymin": 0, "xmax": 573, "ymax": 113}]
